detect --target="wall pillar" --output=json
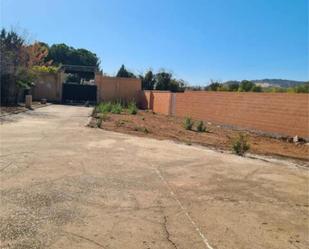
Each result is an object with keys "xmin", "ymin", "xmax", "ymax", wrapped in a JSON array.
[{"xmin": 169, "ymin": 93, "xmax": 176, "ymax": 115}]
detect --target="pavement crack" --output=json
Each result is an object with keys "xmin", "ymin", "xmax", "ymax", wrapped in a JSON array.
[
  {"xmin": 64, "ymin": 231, "xmax": 107, "ymax": 248},
  {"xmin": 163, "ymin": 215, "xmax": 178, "ymax": 249},
  {"xmin": 153, "ymin": 166, "xmax": 214, "ymax": 249},
  {"xmin": 0, "ymin": 151, "xmax": 32, "ymax": 157},
  {"xmin": 0, "ymin": 162, "xmax": 13, "ymax": 172}
]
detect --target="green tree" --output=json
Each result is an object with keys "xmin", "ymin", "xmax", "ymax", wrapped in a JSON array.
[
  {"xmin": 140, "ymin": 70, "xmax": 155, "ymax": 90},
  {"xmin": 169, "ymin": 78, "xmax": 186, "ymax": 92},
  {"xmin": 46, "ymin": 43, "xmax": 100, "ymax": 68},
  {"xmin": 293, "ymin": 83, "xmax": 309, "ymax": 93},
  {"xmin": 116, "ymin": 64, "xmax": 136, "ymax": 78},
  {"xmin": 251, "ymin": 85, "xmax": 262, "ymax": 92},
  {"xmin": 154, "ymin": 71, "xmax": 172, "ymax": 90},
  {"xmin": 239, "ymin": 80, "xmax": 255, "ymax": 92},
  {"xmin": 228, "ymin": 82, "xmax": 240, "ymax": 91},
  {"xmin": 205, "ymin": 81, "xmax": 222, "ymax": 91},
  {"xmin": 218, "ymin": 85, "xmax": 229, "ymax": 91},
  {"xmin": 1, "ymin": 28, "xmax": 48, "ymax": 104}
]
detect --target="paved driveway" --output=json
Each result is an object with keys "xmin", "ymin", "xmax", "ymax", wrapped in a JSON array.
[{"xmin": 0, "ymin": 105, "xmax": 308, "ymax": 249}]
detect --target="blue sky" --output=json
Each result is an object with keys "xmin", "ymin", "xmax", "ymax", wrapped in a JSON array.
[{"xmin": 1, "ymin": 0, "xmax": 308, "ymax": 85}]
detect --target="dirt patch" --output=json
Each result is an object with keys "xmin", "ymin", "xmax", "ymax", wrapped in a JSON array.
[{"xmin": 90, "ymin": 110, "xmax": 309, "ymax": 162}]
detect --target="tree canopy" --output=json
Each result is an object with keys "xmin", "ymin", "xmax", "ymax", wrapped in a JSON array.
[
  {"xmin": 139, "ymin": 69, "xmax": 186, "ymax": 92},
  {"xmin": 140, "ymin": 70, "xmax": 155, "ymax": 90},
  {"xmin": 1, "ymin": 28, "xmax": 50, "ymax": 104},
  {"xmin": 116, "ymin": 64, "xmax": 136, "ymax": 78},
  {"xmin": 46, "ymin": 43, "xmax": 100, "ymax": 68}
]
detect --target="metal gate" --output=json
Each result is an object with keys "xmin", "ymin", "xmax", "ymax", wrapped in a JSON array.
[{"xmin": 62, "ymin": 83, "xmax": 97, "ymax": 103}]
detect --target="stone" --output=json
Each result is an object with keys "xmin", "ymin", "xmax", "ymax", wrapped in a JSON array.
[{"xmin": 293, "ymin": 135, "xmax": 299, "ymax": 143}]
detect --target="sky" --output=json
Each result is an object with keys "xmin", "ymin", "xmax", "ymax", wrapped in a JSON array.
[{"xmin": 1, "ymin": 0, "xmax": 308, "ymax": 85}]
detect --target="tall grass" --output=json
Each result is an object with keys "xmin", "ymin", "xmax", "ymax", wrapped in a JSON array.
[
  {"xmin": 97, "ymin": 102, "xmax": 112, "ymax": 113},
  {"xmin": 232, "ymin": 133, "xmax": 250, "ymax": 156},
  {"xmin": 183, "ymin": 117, "xmax": 194, "ymax": 130},
  {"xmin": 96, "ymin": 101, "xmax": 138, "ymax": 115},
  {"xmin": 128, "ymin": 101, "xmax": 138, "ymax": 115},
  {"xmin": 111, "ymin": 102, "xmax": 123, "ymax": 114}
]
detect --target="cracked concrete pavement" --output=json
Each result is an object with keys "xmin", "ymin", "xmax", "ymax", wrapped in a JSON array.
[{"xmin": 0, "ymin": 104, "xmax": 308, "ymax": 249}]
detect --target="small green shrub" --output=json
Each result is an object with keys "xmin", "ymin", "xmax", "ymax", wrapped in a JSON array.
[
  {"xmin": 232, "ymin": 133, "xmax": 250, "ymax": 156},
  {"xmin": 97, "ymin": 102, "xmax": 112, "ymax": 113},
  {"xmin": 128, "ymin": 101, "xmax": 138, "ymax": 115},
  {"xmin": 196, "ymin": 121, "xmax": 207, "ymax": 132},
  {"xmin": 184, "ymin": 117, "xmax": 194, "ymax": 130},
  {"xmin": 111, "ymin": 102, "xmax": 123, "ymax": 114},
  {"xmin": 33, "ymin": 65, "xmax": 59, "ymax": 73}
]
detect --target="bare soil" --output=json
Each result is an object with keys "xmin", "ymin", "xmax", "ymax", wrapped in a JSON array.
[{"xmin": 92, "ymin": 110, "xmax": 309, "ymax": 162}]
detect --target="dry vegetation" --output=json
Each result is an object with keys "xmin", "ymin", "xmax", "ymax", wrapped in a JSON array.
[{"xmin": 90, "ymin": 106, "xmax": 309, "ymax": 163}]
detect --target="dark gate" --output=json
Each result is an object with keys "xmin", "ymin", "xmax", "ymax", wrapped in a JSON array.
[{"xmin": 62, "ymin": 83, "xmax": 97, "ymax": 103}]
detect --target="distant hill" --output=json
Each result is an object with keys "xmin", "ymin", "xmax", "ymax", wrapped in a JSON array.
[{"xmin": 224, "ymin": 79, "xmax": 308, "ymax": 88}]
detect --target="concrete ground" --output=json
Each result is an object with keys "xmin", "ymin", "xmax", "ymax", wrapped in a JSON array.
[{"xmin": 0, "ymin": 105, "xmax": 308, "ymax": 249}]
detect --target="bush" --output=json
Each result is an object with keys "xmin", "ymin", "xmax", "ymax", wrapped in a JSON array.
[
  {"xmin": 97, "ymin": 102, "xmax": 112, "ymax": 113},
  {"xmin": 128, "ymin": 101, "xmax": 138, "ymax": 115},
  {"xmin": 111, "ymin": 102, "xmax": 123, "ymax": 114},
  {"xmin": 32, "ymin": 65, "xmax": 59, "ymax": 73},
  {"xmin": 196, "ymin": 121, "xmax": 207, "ymax": 132},
  {"xmin": 232, "ymin": 133, "xmax": 250, "ymax": 156},
  {"xmin": 184, "ymin": 117, "xmax": 194, "ymax": 130}
]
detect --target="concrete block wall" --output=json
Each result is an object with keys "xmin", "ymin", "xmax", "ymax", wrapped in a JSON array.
[
  {"xmin": 31, "ymin": 72, "xmax": 63, "ymax": 102},
  {"xmin": 139, "ymin": 90, "xmax": 309, "ymax": 138}
]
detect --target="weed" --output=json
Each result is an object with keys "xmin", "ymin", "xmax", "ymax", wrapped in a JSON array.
[
  {"xmin": 128, "ymin": 101, "xmax": 138, "ymax": 115},
  {"xmin": 232, "ymin": 133, "xmax": 250, "ymax": 156},
  {"xmin": 184, "ymin": 117, "xmax": 194, "ymax": 130},
  {"xmin": 196, "ymin": 120, "xmax": 207, "ymax": 132},
  {"xmin": 111, "ymin": 103, "xmax": 123, "ymax": 114},
  {"xmin": 97, "ymin": 102, "xmax": 112, "ymax": 113}
]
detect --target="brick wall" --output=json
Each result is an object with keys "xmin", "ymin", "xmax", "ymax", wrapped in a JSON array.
[
  {"xmin": 139, "ymin": 91, "xmax": 172, "ymax": 115},
  {"xmin": 96, "ymin": 75, "xmax": 141, "ymax": 102},
  {"xmin": 139, "ymin": 90, "xmax": 309, "ymax": 138},
  {"xmin": 152, "ymin": 91, "xmax": 172, "ymax": 115}
]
